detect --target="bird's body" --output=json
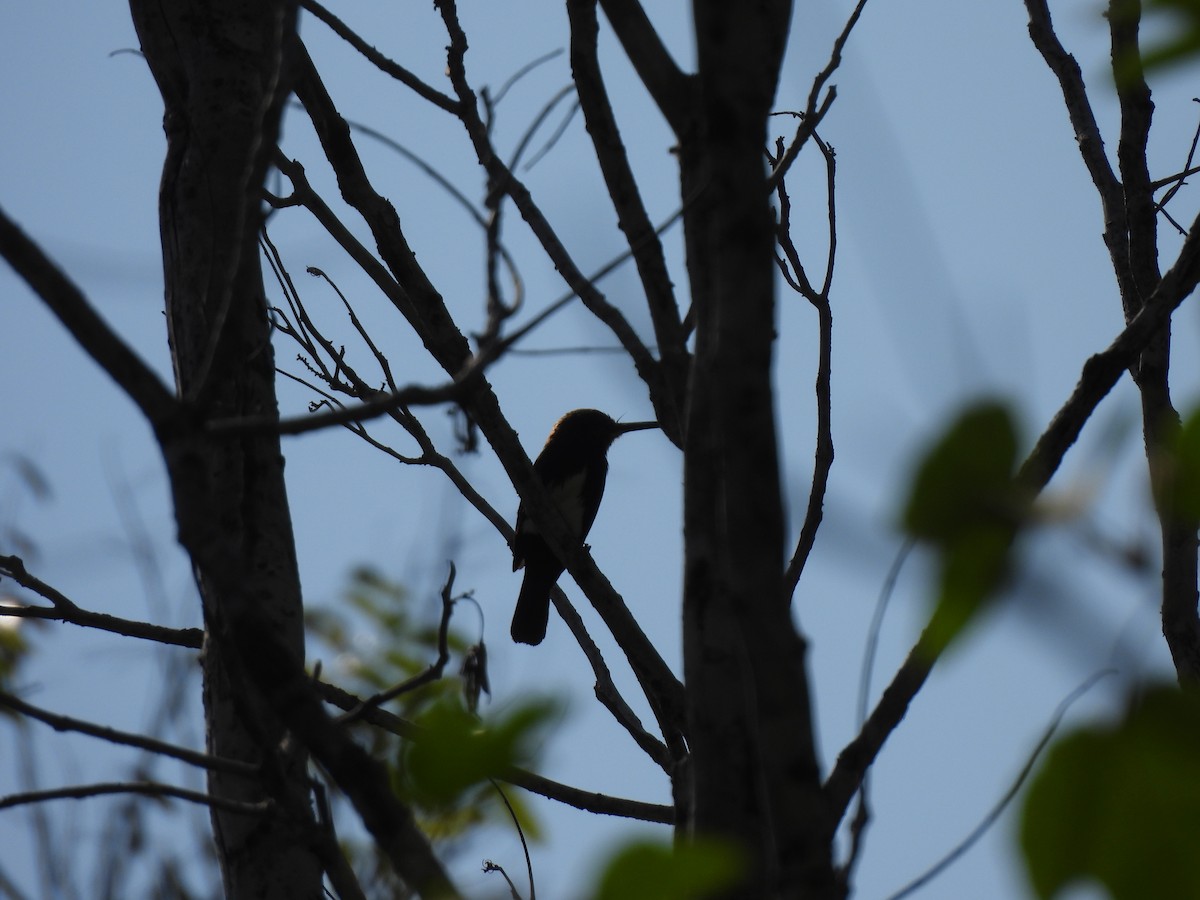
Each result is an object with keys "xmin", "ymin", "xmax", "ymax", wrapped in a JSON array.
[{"xmin": 511, "ymin": 409, "xmax": 655, "ymax": 645}]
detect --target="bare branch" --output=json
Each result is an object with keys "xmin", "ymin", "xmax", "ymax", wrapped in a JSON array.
[
  {"xmin": 781, "ymin": 135, "xmax": 837, "ymax": 595},
  {"xmin": 570, "ymin": 0, "xmax": 689, "ymax": 435},
  {"xmin": 1018, "ymin": 210, "xmax": 1200, "ymax": 493},
  {"xmin": 596, "ymin": 0, "xmax": 694, "ymax": 136},
  {"xmin": 0, "ymin": 692, "xmax": 255, "ymax": 776},
  {"xmin": 0, "ymin": 555, "xmax": 203, "ymax": 648},
  {"xmin": 828, "ymin": 214, "xmax": 1200, "ymax": 824},
  {"xmin": 549, "ymin": 585, "xmax": 674, "ymax": 770},
  {"xmin": 434, "ymin": 0, "xmax": 667, "ymax": 408},
  {"xmin": 300, "ymin": 0, "xmax": 459, "ymax": 114},
  {"xmin": 0, "ymin": 205, "xmax": 178, "ymax": 430},
  {"xmin": 824, "ymin": 633, "xmax": 935, "ymax": 826},
  {"xmin": 0, "ymin": 782, "xmax": 269, "ymax": 817},
  {"xmin": 768, "ymin": 0, "xmax": 870, "ymax": 189}
]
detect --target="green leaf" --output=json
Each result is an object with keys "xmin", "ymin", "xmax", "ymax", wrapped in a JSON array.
[
  {"xmin": 901, "ymin": 400, "xmax": 1024, "ymax": 653},
  {"xmin": 1020, "ymin": 685, "xmax": 1200, "ymax": 899},
  {"xmin": 591, "ymin": 839, "xmax": 742, "ymax": 900},
  {"xmin": 1157, "ymin": 405, "xmax": 1200, "ymax": 520},
  {"xmin": 902, "ymin": 400, "xmax": 1019, "ymax": 541},
  {"xmin": 1120, "ymin": 0, "xmax": 1200, "ymax": 78},
  {"xmin": 403, "ymin": 697, "xmax": 557, "ymax": 808}
]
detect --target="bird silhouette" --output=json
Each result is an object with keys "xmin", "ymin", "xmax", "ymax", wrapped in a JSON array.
[{"xmin": 511, "ymin": 409, "xmax": 657, "ymax": 645}]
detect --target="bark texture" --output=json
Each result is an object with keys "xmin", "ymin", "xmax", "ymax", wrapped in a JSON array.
[
  {"xmin": 681, "ymin": 2, "xmax": 836, "ymax": 896},
  {"xmin": 128, "ymin": 2, "xmax": 324, "ymax": 897}
]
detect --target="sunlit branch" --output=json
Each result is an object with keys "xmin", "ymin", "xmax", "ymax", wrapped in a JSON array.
[{"xmin": 0, "ymin": 555, "xmax": 202, "ymax": 648}]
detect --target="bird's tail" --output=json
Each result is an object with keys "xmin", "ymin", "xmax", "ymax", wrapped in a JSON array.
[{"xmin": 510, "ymin": 564, "xmax": 561, "ymax": 645}]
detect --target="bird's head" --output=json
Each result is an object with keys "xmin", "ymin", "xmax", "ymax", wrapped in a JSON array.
[{"xmin": 545, "ymin": 408, "xmax": 658, "ymax": 455}]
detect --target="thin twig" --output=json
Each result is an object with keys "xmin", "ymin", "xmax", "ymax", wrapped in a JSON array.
[
  {"xmin": 0, "ymin": 556, "xmax": 202, "ymax": 648},
  {"xmin": 885, "ymin": 670, "xmax": 1115, "ymax": 900},
  {"xmin": 782, "ymin": 133, "xmax": 838, "ymax": 595},
  {"xmin": 767, "ymin": 0, "xmax": 869, "ymax": 190},
  {"xmin": 836, "ymin": 541, "xmax": 913, "ymax": 888},
  {"xmin": 490, "ymin": 779, "xmax": 536, "ymax": 900},
  {"xmin": 0, "ymin": 782, "xmax": 270, "ymax": 817},
  {"xmin": 339, "ymin": 562, "xmax": 458, "ymax": 722},
  {"xmin": 0, "ymin": 692, "xmax": 255, "ymax": 776},
  {"xmin": 300, "ymin": 0, "xmax": 459, "ymax": 113}
]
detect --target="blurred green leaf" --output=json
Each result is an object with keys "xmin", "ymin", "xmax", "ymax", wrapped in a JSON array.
[
  {"xmin": 591, "ymin": 839, "xmax": 742, "ymax": 900},
  {"xmin": 1156, "ymin": 405, "xmax": 1200, "ymax": 520},
  {"xmin": 1020, "ymin": 685, "xmax": 1200, "ymax": 899},
  {"xmin": 1115, "ymin": 0, "xmax": 1200, "ymax": 80},
  {"xmin": 903, "ymin": 400, "xmax": 1019, "ymax": 541},
  {"xmin": 404, "ymin": 696, "xmax": 558, "ymax": 809},
  {"xmin": 901, "ymin": 400, "xmax": 1025, "ymax": 653},
  {"xmin": 0, "ymin": 617, "xmax": 31, "ymax": 698}
]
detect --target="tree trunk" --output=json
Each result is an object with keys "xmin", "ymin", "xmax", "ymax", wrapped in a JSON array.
[
  {"xmin": 682, "ymin": 2, "xmax": 837, "ymax": 896},
  {"xmin": 128, "ymin": 2, "xmax": 324, "ymax": 897}
]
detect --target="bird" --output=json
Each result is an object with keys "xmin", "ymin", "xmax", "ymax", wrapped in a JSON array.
[{"xmin": 510, "ymin": 409, "xmax": 657, "ymax": 645}]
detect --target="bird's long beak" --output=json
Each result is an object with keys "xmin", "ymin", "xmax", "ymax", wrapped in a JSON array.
[{"xmin": 615, "ymin": 420, "xmax": 658, "ymax": 436}]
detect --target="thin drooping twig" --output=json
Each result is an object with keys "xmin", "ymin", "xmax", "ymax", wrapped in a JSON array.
[
  {"xmin": 489, "ymin": 779, "xmax": 537, "ymax": 900},
  {"xmin": 306, "ymin": 106, "xmax": 526, "ymax": 311},
  {"xmin": 549, "ymin": 584, "xmax": 674, "ymax": 771},
  {"xmin": 493, "ymin": 48, "xmax": 565, "ymax": 107},
  {"xmin": 0, "ymin": 692, "xmax": 255, "ymax": 776},
  {"xmin": 834, "ymin": 541, "xmax": 913, "ymax": 889},
  {"xmin": 884, "ymin": 670, "xmax": 1114, "ymax": 900}
]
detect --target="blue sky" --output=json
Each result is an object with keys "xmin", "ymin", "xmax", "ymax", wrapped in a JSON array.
[{"xmin": 3, "ymin": 1, "xmax": 1199, "ymax": 897}]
